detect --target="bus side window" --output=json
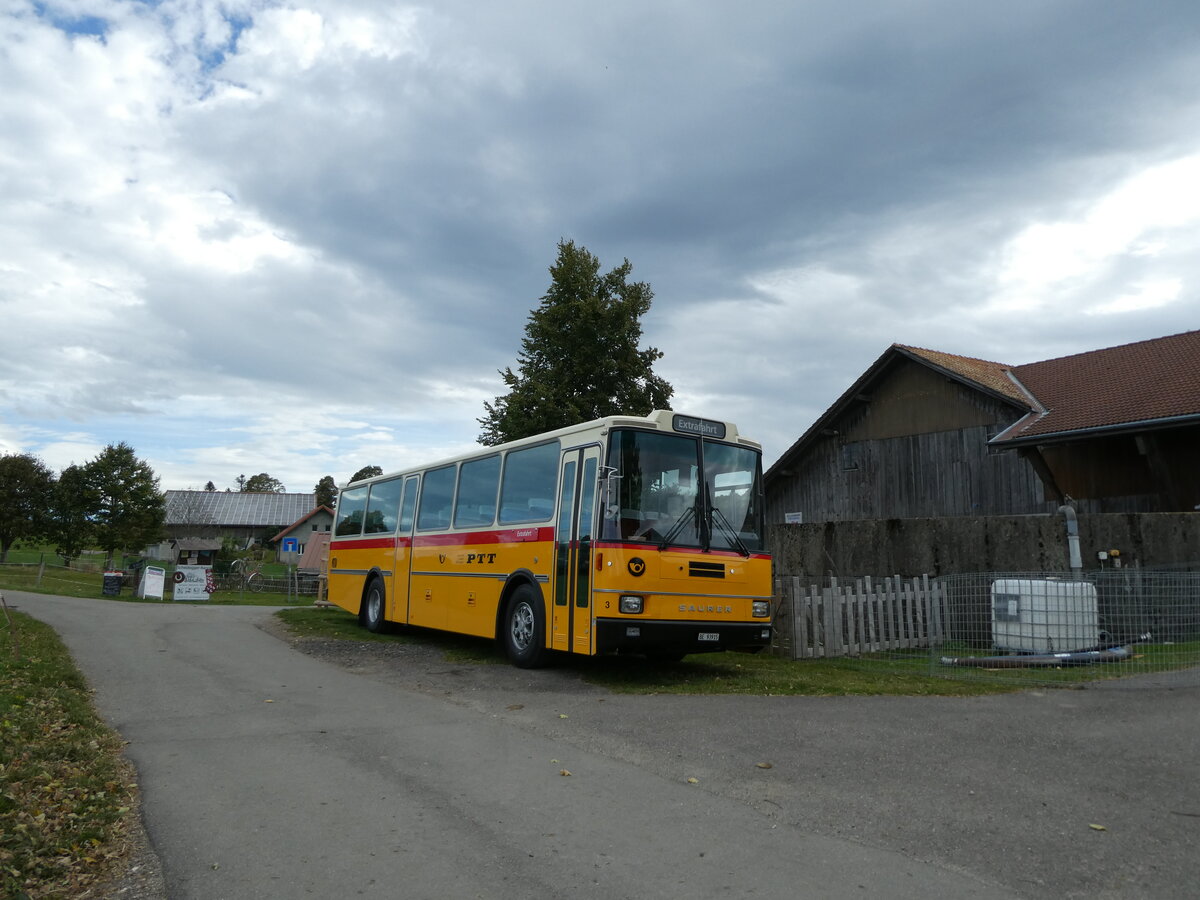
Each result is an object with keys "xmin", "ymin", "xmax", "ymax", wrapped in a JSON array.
[
  {"xmin": 364, "ymin": 477, "xmax": 404, "ymax": 534},
  {"xmin": 334, "ymin": 486, "xmax": 368, "ymax": 537},
  {"xmin": 498, "ymin": 441, "xmax": 560, "ymax": 524},
  {"xmin": 398, "ymin": 476, "xmax": 418, "ymax": 533},
  {"xmin": 417, "ymin": 465, "xmax": 457, "ymax": 531},
  {"xmin": 454, "ymin": 455, "xmax": 500, "ymax": 528}
]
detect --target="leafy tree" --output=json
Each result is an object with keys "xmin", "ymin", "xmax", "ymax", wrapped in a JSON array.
[
  {"xmin": 204, "ymin": 481, "xmax": 216, "ymax": 492},
  {"xmin": 50, "ymin": 464, "xmax": 96, "ymax": 566},
  {"xmin": 349, "ymin": 465, "xmax": 382, "ymax": 483},
  {"xmin": 85, "ymin": 442, "xmax": 166, "ymax": 569},
  {"xmin": 0, "ymin": 453, "xmax": 55, "ymax": 563},
  {"xmin": 242, "ymin": 473, "xmax": 286, "ymax": 493},
  {"xmin": 314, "ymin": 475, "xmax": 337, "ymax": 508},
  {"xmin": 478, "ymin": 239, "xmax": 673, "ymax": 445}
]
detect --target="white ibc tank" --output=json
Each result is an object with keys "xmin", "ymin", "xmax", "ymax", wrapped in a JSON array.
[{"xmin": 991, "ymin": 579, "xmax": 1099, "ymax": 653}]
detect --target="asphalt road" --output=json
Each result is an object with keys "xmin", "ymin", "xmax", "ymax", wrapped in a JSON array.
[{"xmin": 13, "ymin": 592, "xmax": 1200, "ymax": 899}]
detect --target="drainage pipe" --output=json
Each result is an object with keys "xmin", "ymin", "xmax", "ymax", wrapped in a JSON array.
[{"xmin": 1058, "ymin": 504, "xmax": 1083, "ymax": 578}]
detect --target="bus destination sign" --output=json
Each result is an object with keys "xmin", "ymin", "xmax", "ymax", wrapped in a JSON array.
[{"xmin": 672, "ymin": 414, "xmax": 727, "ymax": 440}]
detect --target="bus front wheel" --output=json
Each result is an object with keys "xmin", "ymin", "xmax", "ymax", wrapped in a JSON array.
[
  {"xmin": 361, "ymin": 579, "xmax": 387, "ymax": 634},
  {"xmin": 503, "ymin": 584, "xmax": 547, "ymax": 668}
]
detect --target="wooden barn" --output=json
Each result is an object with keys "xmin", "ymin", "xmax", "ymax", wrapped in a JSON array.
[{"xmin": 765, "ymin": 330, "xmax": 1200, "ymax": 525}]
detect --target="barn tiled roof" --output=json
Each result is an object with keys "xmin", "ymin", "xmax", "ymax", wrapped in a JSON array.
[
  {"xmin": 896, "ymin": 346, "xmax": 1027, "ymax": 404},
  {"xmin": 165, "ymin": 491, "xmax": 317, "ymax": 527},
  {"xmin": 992, "ymin": 330, "xmax": 1200, "ymax": 444}
]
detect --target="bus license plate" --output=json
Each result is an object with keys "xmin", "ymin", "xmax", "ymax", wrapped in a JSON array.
[{"xmin": 698, "ymin": 632, "xmax": 719, "ymax": 642}]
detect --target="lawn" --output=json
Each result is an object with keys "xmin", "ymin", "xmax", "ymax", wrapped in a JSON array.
[
  {"xmin": 0, "ymin": 564, "xmax": 314, "ymax": 607},
  {"xmin": 0, "ymin": 607, "xmax": 134, "ymax": 899},
  {"xmin": 275, "ymin": 606, "xmax": 1022, "ymax": 696}
]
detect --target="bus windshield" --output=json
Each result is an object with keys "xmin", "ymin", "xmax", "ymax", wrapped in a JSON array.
[{"xmin": 601, "ymin": 429, "xmax": 763, "ymax": 552}]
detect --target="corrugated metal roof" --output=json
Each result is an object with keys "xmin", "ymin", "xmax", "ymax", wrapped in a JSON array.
[
  {"xmin": 165, "ymin": 491, "xmax": 317, "ymax": 527},
  {"xmin": 993, "ymin": 330, "xmax": 1200, "ymax": 443}
]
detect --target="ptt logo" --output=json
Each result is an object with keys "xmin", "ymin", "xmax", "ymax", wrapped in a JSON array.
[
  {"xmin": 466, "ymin": 553, "xmax": 497, "ymax": 565},
  {"xmin": 627, "ymin": 557, "xmax": 646, "ymax": 576}
]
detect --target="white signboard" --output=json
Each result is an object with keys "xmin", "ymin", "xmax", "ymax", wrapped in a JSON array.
[
  {"xmin": 139, "ymin": 565, "xmax": 166, "ymax": 600},
  {"xmin": 173, "ymin": 565, "xmax": 214, "ymax": 602},
  {"xmin": 784, "ymin": 512, "xmax": 804, "ymax": 525}
]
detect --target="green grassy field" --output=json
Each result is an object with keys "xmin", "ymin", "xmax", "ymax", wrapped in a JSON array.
[
  {"xmin": 276, "ymin": 606, "xmax": 1025, "ymax": 696},
  {"xmin": 0, "ymin": 564, "xmax": 314, "ymax": 607},
  {"xmin": 0, "ymin": 608, "xmax": 134, "ymax": 899}
]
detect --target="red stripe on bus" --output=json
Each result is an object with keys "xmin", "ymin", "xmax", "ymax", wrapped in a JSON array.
[
  {"xmin": 593, "ymin": 541, "xmax": 770, "ymax": 560},
  {"xmin": 330, "ymin": 537, "xmax": 399, "ymax": 550},
  {"xmin": 413, "ymin": 527, "xmax": 555, "ymax": 547}
]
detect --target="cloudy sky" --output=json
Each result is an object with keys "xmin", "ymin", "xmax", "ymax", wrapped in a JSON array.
[{"xmin": 3, "ymin": 0, "xmax": 1198, "ymax": 492}]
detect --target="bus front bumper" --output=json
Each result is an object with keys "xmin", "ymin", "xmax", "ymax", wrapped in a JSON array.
[{"xmin": 595, "ymin": 618, "xmax": 772, "ymax": 655}]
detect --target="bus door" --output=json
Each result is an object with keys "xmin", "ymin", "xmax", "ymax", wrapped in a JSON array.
[
  {"xmin": 552, "ymin": 446, "xmax": 600, "ymax": 654},
  {"xmin": 393, "ymin": 475, "xmax": 419, "ymax": 624}
]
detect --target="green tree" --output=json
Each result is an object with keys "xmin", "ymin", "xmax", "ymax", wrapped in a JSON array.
[
  {"xmin": 50, "ymin": 464, "xmax": 96, "ymax": 566},
  {"xmin": 204, "ymin": 481, "xmax": 216, "ymax": 492},
  {"xmin": 85, "ymin": 442, "xmax": 166, "ymax": 569},
  {"xmin": 478, "ymin": 239, "xmax": 673, "ymax": 445},
  {"xmin": 349, "ymin": 465, "xmax": 382, "ymax": 483},
  {"xmin": 314, "ymin": 475, "xmax": 337, "ymax": 508},
  {"xmin": 242, "ymin": 473, "xmax": 286, "ymax": 493},
  {"xmin": 0, "ymin": 453, "xmax": 56, "ymax": 563}
]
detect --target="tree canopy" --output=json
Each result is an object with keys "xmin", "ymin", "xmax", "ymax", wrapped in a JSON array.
[
  {"xmin": 86, "ymin": 442, "xmax": 165, "ymax": 568},
  {"xmin": 241, "ymin": 473, "xmax": 286, "ymax": 493},
  {"xmin": 314, "ymin": 475, "xmax": 337, "ymax": 508},
  {"xmin": 349, "ymin": 465, "xmax": 382, "ymax": 483},
  {"xmin": 478, "ymin": 239, "xmax": 673, "ymax": 445},
  {"xmin": 50, "ymin": 464, "xmax": 96, "ymax": 565},
  {"xmin": 0, "ymin": 453, "xmax": 55, "ymax": 563}
]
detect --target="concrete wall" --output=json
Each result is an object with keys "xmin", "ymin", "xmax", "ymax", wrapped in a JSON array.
[{"xmin": 769, "ymin": 511, "xmax": 1200, "ymax": 577}]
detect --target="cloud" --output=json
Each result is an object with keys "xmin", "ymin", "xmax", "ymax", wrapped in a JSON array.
[{"xmin": 3, "ymin": 0, "xmax": 1200, "ymax": 485}]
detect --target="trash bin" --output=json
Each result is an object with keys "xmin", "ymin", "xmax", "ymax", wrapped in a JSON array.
[{"xmin": 102, "ymin": 571, "xmax": 123, "ymax": 596}]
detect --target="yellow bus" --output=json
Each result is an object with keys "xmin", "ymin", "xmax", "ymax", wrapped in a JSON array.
[{"xmin": 327, "ymin": 410, "xmax": 772, "ymax": 667}]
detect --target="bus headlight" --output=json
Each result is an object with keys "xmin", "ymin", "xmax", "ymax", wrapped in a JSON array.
[
  {"xmin": 619, "ymin": 595, "xmax": 644, "ymax": 614},
  {"xmin": 752, "ymin": 601, "xmax": 770, "ymax": 618}
]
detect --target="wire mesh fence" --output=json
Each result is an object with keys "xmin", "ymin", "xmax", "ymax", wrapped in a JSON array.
[
  {"xmin": 773, "ymin": 567, "xmax": 1200, "ymax": 686},
  {"xmin": 0, "ymin": 560, "xmax": 321, "ymax": 601}
]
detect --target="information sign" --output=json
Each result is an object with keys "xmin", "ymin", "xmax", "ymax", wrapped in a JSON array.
[{"xmin": 173, "ymin": 565, "xmax": 214, "ymax": 602}]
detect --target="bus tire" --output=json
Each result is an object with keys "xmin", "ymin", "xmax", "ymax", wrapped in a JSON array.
[
  {"xmin": 361, "ymin": 578, "xmax": 387, "ymax": 634},
  {"xmin": 503, "ymin": 583, "xmax": 547, "ymax": 668}
]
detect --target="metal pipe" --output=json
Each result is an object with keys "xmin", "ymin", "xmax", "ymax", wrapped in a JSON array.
[{"xmin": 1058, "ymin": 504, "xmax": 1083, "ymax": 578}]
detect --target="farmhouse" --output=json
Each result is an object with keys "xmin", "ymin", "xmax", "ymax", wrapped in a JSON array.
[
  {"xmin": 766, "ymin": 330, "xmax": 1200, "ymax": 525},
  {"xmin": 271, "ymin": 505, "xmax": 334, "ymax": 564},
  {"xmin": 150, "ymin": 490, "xmax": 318, "ymax": 561}
]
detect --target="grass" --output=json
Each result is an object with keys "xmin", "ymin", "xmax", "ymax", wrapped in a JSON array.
[
  {"xmin": 275, "ymin": 607, "xmax": 1023, "ymax": 696},
  {"xmin": 0, "ymin": 607, "xmax": 135, "ymax": 899},
  {"xmin": 0, "ymin": 565, "xmax": 314, "ymax": 607}
]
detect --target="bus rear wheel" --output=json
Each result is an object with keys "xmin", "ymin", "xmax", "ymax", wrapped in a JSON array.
[
  {"xmin": 503, "ymin": 584, "xmax": 547, "ymax": 668},
  {"xmin": 361, "ymin": 579, "xmax": 387, "ymax": 634}
]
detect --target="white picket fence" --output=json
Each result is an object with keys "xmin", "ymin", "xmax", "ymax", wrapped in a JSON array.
[{"xmin": 775, "ymin": 574, "xmax": 943, "ymax": 659}]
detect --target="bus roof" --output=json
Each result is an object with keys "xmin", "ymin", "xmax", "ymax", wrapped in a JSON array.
[{"xmin": 339, "ymin": 410, "xmax": 761, "ymax": 489}]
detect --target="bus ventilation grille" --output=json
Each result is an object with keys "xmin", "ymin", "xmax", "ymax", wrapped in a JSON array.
[{"xmin": 689, "ymin": 561, "xmax": 726, "ymax": 579}]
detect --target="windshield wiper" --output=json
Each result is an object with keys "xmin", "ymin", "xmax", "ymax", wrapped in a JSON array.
[
  {"xmin": 710, "ymin": 504, "xmax": 751, "ymax": 558},
  {"xmin": 658, "ymin": 503, "xmax": 696, "ymax": 550}
]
